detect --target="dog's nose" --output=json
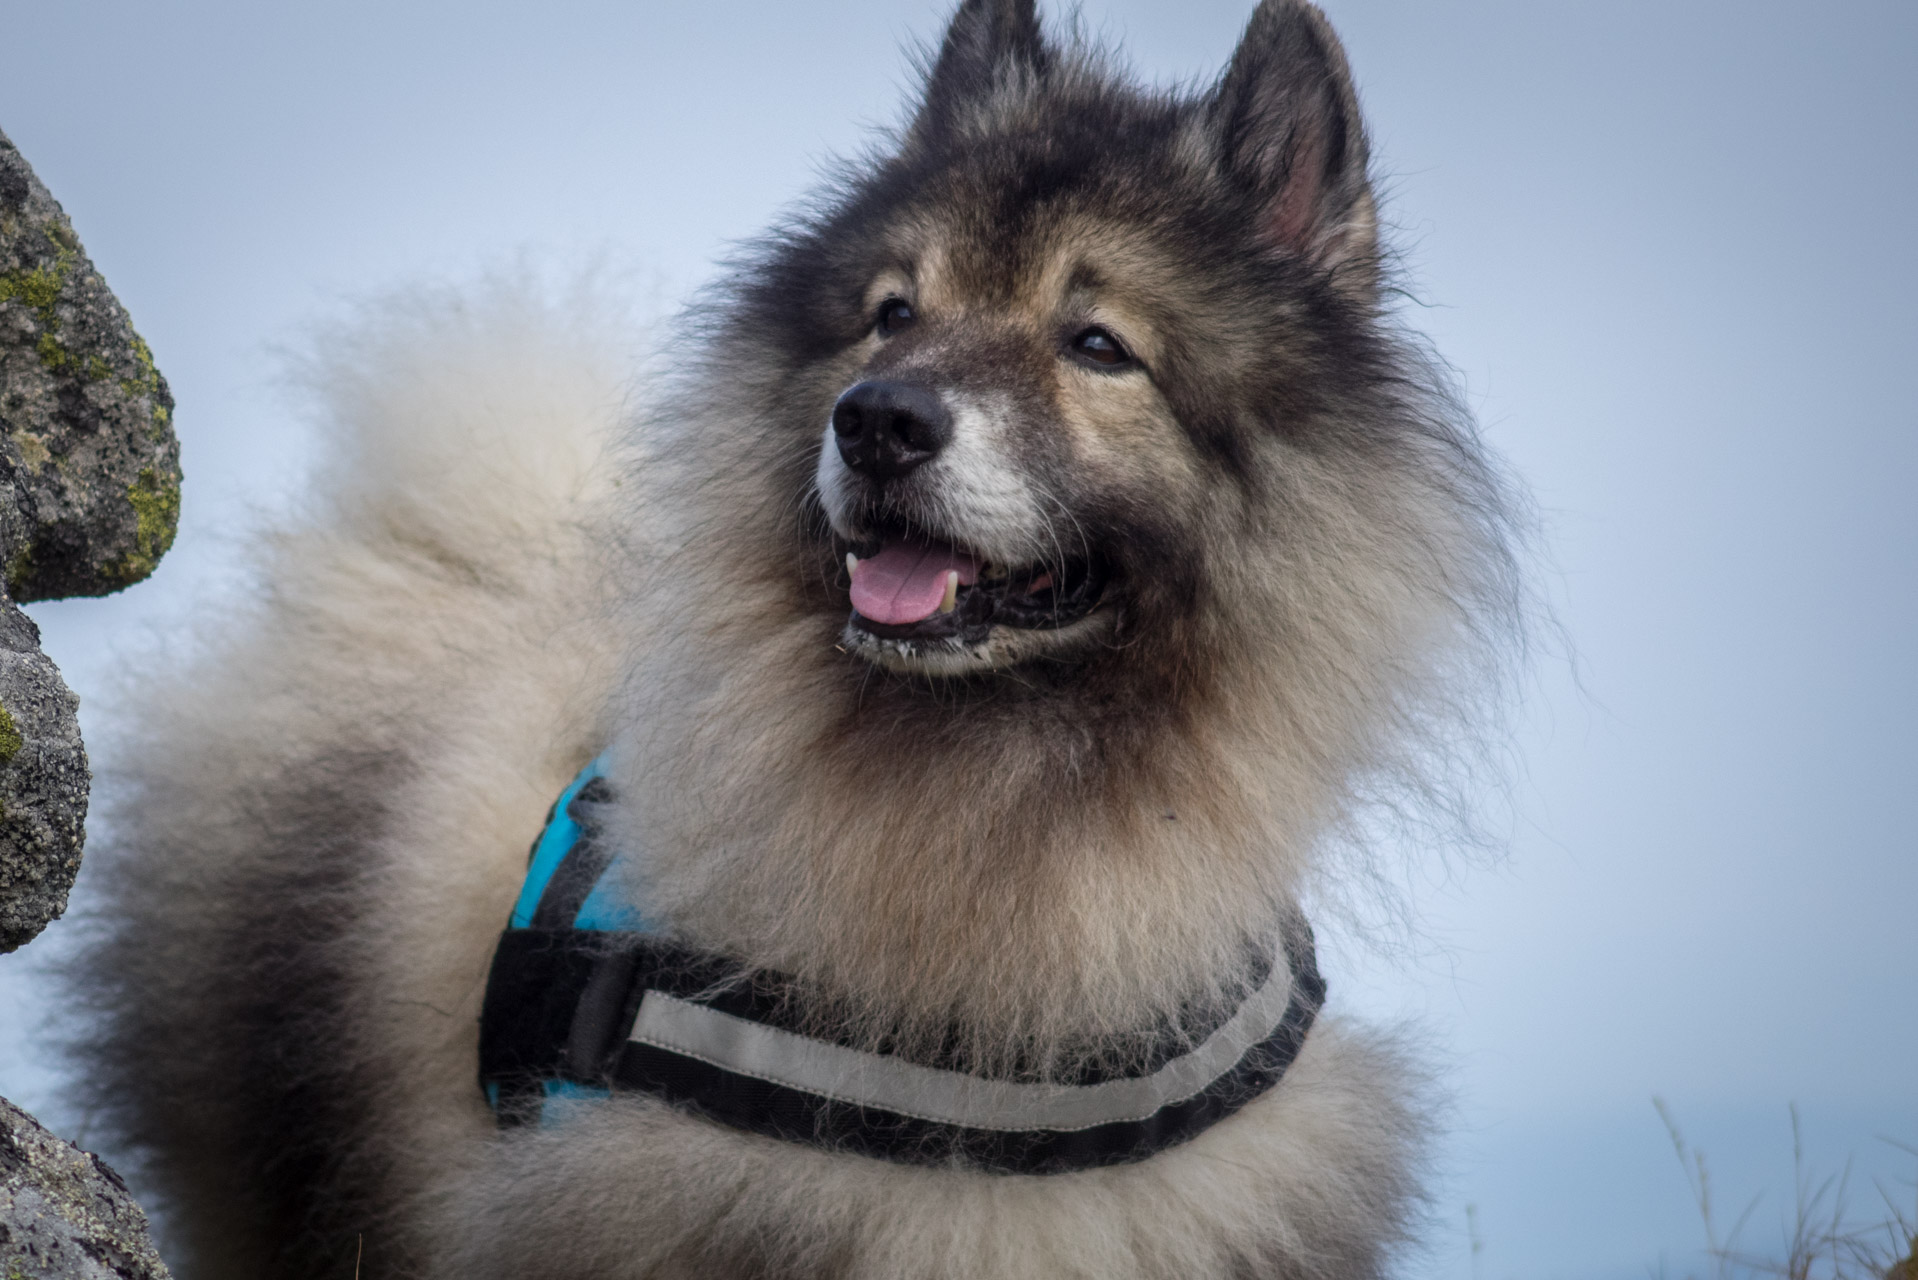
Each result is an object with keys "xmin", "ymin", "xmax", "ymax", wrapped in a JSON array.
[{"xmin": 831, "ymin": 381, "xmax": 952, "ymax": 479}]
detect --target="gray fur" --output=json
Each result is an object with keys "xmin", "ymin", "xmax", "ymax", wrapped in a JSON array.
[{"xmin": 71, "ymin": 4, "xmax": 1523, "ymax": 1277}]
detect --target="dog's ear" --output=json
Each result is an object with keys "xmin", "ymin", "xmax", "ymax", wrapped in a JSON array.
[
  {"xmin": 1209, "ymin": 0, "xmax": 1377, "ymax": 285},
  {"xmin": 911, "ymin": 0, "xmax": 1049, "ymax": 141}
]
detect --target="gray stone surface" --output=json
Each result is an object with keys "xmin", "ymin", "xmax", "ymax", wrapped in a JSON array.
[
  {"xmin": 0, "ymin": 1097, "xmax": 170, "ymax": 1280},
  {"xmin": 0, "ymin": 596, "xmax": 86, "ymax": 954},
  {"xmin": 0, "ymin": 128, "xmax": 175, "ymax": 954},
  {"xmin": 0, "ymin": 127, "xmax": 180, "ymax": 603},
  {"xmin": 0, "ymin": 127, "xmax": 178, "ymax": 1274}
]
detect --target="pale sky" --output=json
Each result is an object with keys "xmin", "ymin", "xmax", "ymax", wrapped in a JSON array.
[{"xmin": 2, "ymin": 3, "xmax": 1914, "ymax": 1277}]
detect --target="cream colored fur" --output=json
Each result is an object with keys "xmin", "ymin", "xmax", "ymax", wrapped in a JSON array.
[{"xmin": 76, "ymin": 279, "xmax": 1438, "ymax": 1278}]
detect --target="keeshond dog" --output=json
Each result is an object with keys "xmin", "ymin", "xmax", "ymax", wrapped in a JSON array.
[{"xmin": 76, "ymin": 2, "xmax": 1523, "ymax": 1277}]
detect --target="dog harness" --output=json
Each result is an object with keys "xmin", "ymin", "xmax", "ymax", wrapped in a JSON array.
[{"xmin": 478, "ymin": 758, "xmax": 1325, "ymax": 1175}]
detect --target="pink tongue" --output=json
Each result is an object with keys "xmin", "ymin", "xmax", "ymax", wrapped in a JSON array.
[{"xmin": 850, "ymin": 540, "xmax": 981, "ymax": 626}]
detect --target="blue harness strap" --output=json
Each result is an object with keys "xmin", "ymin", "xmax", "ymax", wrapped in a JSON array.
[
  {"xmin": 508, "ymin": 759, "xmax": 601, "ymax": 928},
  {"xmin": 486, "ymin": 757, "xmax": 654, "ymax": 1111},
  {"xmin": 478, "ymin": 758, "xmax": 1326, "ymax": 1174},
  {"xmin": 508, "ymin": 757, "xmax": 654, "ymax": 933}
]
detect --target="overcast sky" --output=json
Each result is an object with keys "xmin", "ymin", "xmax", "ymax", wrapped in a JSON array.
[{"xmin": 2, "ymin": 3, "xmax": 1914, "ymax": 1277}]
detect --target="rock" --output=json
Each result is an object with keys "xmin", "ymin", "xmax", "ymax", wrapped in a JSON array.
[
  {"xmin": 0, "ymin": 1096, "xmax": 170, "ymax": 1279},
  {"xmin": 0, "ymin": 127, "xmax": 180, "ymax": 602},
  {"xmin": 0, "ymin": 592, "xmax": 86, "ymax": 952},
  {"xmin": 0, "ymin": 127, "xmax": 176, "ymax": 952},
  {"xmin": 0, "ymin": 125, "xmax": 179, "ymax": 1266}
]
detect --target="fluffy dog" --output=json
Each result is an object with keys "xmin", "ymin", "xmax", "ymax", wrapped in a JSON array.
[{"xmin": 76, "ymin": 2, "xmax": 1523, "ymax": 1276}]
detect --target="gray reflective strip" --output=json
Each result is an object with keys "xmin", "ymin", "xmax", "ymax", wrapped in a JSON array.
[{"xmin": 627, "ymin": 956, "xmax": 1298, "ymax": 1134}]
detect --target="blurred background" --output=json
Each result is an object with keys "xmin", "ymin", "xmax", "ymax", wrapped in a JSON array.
[{"xmin": 2, "ymin": 2, "xmax": 1913, "ymax": 1276}]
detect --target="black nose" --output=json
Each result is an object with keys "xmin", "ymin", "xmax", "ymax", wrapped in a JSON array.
[{"xmin": 831, "ymin": 380, "xmax": 952, "ymax": 479}]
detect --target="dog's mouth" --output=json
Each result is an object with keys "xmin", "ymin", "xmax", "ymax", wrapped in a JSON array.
[{"xmin": 841, "ymin": 527, "xmax": 1108, "ymax": 647}]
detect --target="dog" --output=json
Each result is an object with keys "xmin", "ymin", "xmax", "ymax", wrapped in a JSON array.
[{"xmin": 75, "ymin": 2, "xmax": 1524, "ymax": 1276}]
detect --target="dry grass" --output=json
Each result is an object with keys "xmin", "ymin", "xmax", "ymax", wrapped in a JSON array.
[{"xmin": 1653, "ymin": 1099, "xmax": 1917, "ymax": 1280}]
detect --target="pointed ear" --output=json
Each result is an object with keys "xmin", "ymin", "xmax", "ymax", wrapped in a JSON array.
[
  {"xmin": 1209, "ymin": 1, "xmax": 1376, "ymax": 280},
  {"xmin": 911, "ymin": 0, "xmax": 1049, "ymax": 141}
]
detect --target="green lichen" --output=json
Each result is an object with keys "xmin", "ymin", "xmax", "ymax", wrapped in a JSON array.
[
  {"xmin": 0, "ymin": 259, "xmax": 63, "ymax": 310},
  {"xmin": 104, "ymin": 465, "xmax": 180, "ymax": 586},
  {"xmin": 119, "ymin": 333, "xmax": 171, "ymax": 437},
  {"xmin": 8, "ymin": 226, "xmax": 170, "ymax": 430},
  {"xmin": 0, "ymin": 699, "xmax": 22, "ymax": 764},
  {"xmin": 10, "ymin": 427, "xmax": 49, "ymax": 473},
  {"xmin": 34, "ymin": 329, "xmax": 68, "ymax": 371},
  {"xmin": 3, "ymin": 228, "xmax": 81, "ymax": 373},
  {"xmin": 6, "ymin": 544, "xmax": 32, "ymax": 596},
  {"xmin": 129, "ymin": 333, "xmax": 157, "ymax": 382},
  {"xmin": 0, "ymin": 226, "xmax": 77, "ymax": 308}
]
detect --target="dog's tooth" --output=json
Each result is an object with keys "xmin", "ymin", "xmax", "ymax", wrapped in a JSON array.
[
  {"xmin": 845, "ymin": 552, "xmax": 858, "ymax": 577},
  {"xmin": 939, "ymin": 570, "xmax": 959, "ymax": 614}
]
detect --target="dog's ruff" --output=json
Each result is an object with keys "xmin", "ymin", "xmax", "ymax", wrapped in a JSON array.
[{"xmin": 73, "ymin": 2, "xmax": 1526, "ymax": 1277}]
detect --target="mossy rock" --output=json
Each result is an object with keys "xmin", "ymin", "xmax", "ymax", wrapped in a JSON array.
[
  {"xmin": 0, "ymin": 597, "xmax": 85, "ymax": 953},
  {"xmin": 0, "ymin": 1096, "xmax": 170, "ymax": 1279},
  {"xmin": 0, "ymin": 127, "xmax": 180, "ymax": 601}
]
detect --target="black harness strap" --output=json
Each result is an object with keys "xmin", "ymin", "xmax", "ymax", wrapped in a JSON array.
[{"xmin": 478, "ymin": 765, "xmax": 1325, "ymax": 1175}]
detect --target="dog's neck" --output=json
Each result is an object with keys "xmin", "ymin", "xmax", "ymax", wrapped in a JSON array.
[{"xmin": 605, "ymin": 653, "xmax": 1319, "ymax": 1065}]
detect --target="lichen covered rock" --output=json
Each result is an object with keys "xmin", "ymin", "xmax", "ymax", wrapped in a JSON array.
[
  {"xmin": 0, "ymin": 593, "xmax": 85, "ymax": 952},
  {"xmin": 0, "ymin": 128, "xmax": 180, "ymax": 601},
  {"xmin": 0, "ymin": 1096, "xmax": 170, "ymax": 1280},
  {"xmin": 0, "ymin": 124, "xmax": 179, "ymax": 1269}
]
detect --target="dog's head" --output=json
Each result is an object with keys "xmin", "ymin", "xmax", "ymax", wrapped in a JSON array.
[
  {"xmin": 663, "ymin": 0, "xmax": 1514, "ymax": 775},
  {"xmin": 797, "ymin": 0, "xmax": 1384, "ymax": 682},
  {"xmin": 625, "ymin": 0, "xmax": 1522, "ymax": 1040}
]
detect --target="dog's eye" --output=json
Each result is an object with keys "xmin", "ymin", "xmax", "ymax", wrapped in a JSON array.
[
  {"xmin": 1070, "ymin": 327, "xmax": 1132, "ymax": 368},
  {"xmin": 875, "ymin": 298, "xmax": 916, "ymax": 337}
]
